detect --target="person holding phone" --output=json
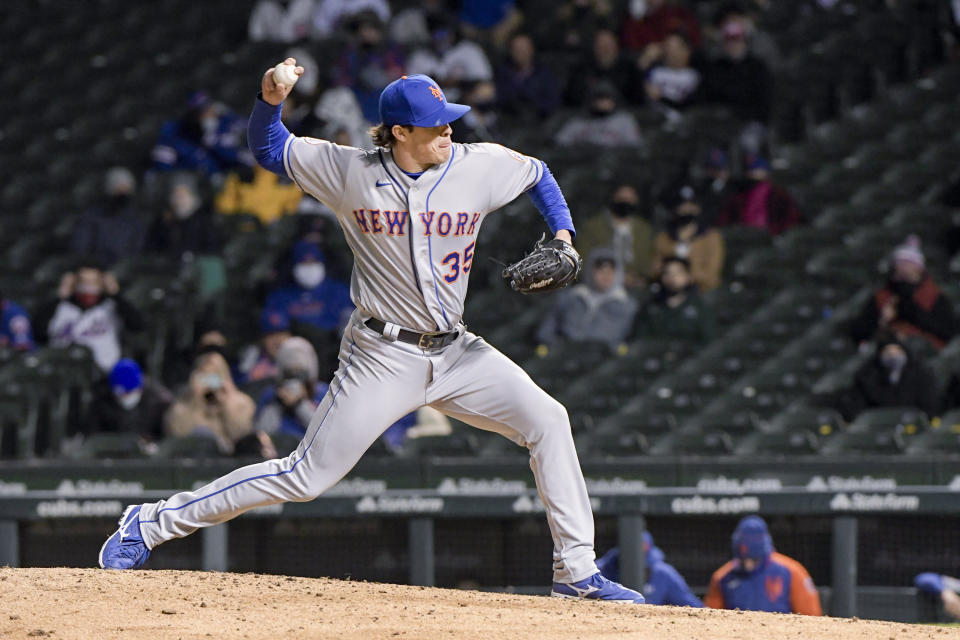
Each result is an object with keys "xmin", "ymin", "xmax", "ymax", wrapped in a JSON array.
[
  {"xmin": 165, "ymin": 352, "xmax": 256, "ymax": 454},
  {"xmin": 253, "ymin": 337, "xmax": 328, "ymax": 439}
]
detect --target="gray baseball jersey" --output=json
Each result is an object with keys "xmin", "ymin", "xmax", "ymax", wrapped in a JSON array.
[
  {"xmin": 135, "ymin": 135, "xmax": 599, "ymax": 585},
  {"xmin": 284, "ymin": 138, "xmax": 542, "ymax": 331}
]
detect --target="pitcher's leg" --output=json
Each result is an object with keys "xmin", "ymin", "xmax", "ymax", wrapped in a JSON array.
[
  {"xmin": 428, "ymin": 334, "xmax": 597, "ymax": 583},
  {"xmin": 139, "ymin": 324, "xmax": 424, "ymax": 549}
]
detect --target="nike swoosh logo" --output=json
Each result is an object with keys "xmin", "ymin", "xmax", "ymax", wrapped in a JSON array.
[{"xmin": 376, "ymin": 180, "xmax": 391, "ymax": 187}]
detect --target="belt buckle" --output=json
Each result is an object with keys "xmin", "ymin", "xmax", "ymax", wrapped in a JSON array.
[{"xmin": 418, "ymin": 332, "xmax": 440, "ymax": 350}]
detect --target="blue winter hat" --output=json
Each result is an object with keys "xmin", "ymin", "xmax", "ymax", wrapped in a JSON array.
[
  {"xmin": 643, "ymin": 531, "xmax": 666, "ymax": 566},
  {"xmin": 260, "ymin": 308, "xmax": 291, "ymax": 334},
  {"xmin": 746, "ymin": 156, "xmax": 770, "ymax": 172},
  {"xmin": 379, "ymin": 74, "xmax": 470, "ymax": 127},
  {"xmin": 291, "ymin": 241, "xmax": 325, "ymax": 264},
  {"xmin": 109, "ymin": 359, "xmax": 143, "ymax": 394},
  {"xmin": 732, "ymin": 515, "xmax": 774, "ymax": 561}
]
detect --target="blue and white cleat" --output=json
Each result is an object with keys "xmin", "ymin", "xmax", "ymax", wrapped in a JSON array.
[
  {"xmin": 551, "ymin": 572, "xmax": 645, "ymax": 603},
  {"xmin": 98, "ymin": 505, "xmax": 151, "ymax": 570}
]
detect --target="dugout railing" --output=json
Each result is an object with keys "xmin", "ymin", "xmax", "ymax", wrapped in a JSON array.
[{"xmin": 0, "ymin": 484, "xmax": 957, "ymax": 622}]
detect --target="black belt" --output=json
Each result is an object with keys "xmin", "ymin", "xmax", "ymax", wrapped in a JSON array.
[{"xmin": 364, "ymin": 317, "xmax": 461, "ymax": 350}]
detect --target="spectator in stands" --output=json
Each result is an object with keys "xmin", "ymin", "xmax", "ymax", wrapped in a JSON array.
[
  {"xmin": 166, "ymin": 351, "xmax": 256, "ymax": 454},
  {"xmin": 653, "ymin": 184, "xmax": 725, "ymax": 292},
  {"xmin": 536, "ymin": 249, "xmax": 638, "ymax": 349},
  {"xmin": 622, "ymin": 0, "xmax": 702, "ymax": 53},
  {"xmin": 705, "ymin": 515, "xmax": 822, "ymax": 615},
  {"xmin": 702, "ymin": 15, "xmax": 772, "ymax": 153},
  {"xmin": 458, "ymin": 0, "xmax": 522, "ymax": 48},
  {"xmin": 555, "ymin": 81, "xmax": 642, "ymax": 147},
  {"xmin": 534, "ymin": 0, "xmax": 617, "ymax": 53},
  {"xmin": 635, "ymin": 257, "xmax": 716, "ymax": 344},
  {"xmin": 849, "ymin": 236, "xmax": 956, "ymax": 353},
  {"xmin": 915, "ymin": 573, "xmax": 960, "ymax": 620},
  {"xmin": 715, "ymin": 157, "xmax": 800, "ymax": 236},
  {"xmin": 248, "ymin": 0, "xmax": 316, "ymax": 42},
  {"xmin": 0, "ymin": 292, "xmax": 34, "ymax": 352},
  {"xmin": 406, "ymin": 15, "xmax": 492, "ymax": 102},
  {"xmin": 145, "ymin": 175, "xmax": 223, "ymax": 260},
  {"xmin": 495, "ymin": 32, "xmax": 562, "ymax": 120},
  {"xmin": 85, "ymin": 359, "xmax": 173, "ymax": 444},
  {"xmin": 707, "ymin": 2, "xmax": 781, "ymax": 69},
  {"xmin": 236, "ymin": 309, "xmax": 293, "ymax": 387},
  {"xmin": 693, "ymin": 147, "xmax": 733, "ymax": 223},
  {"xmin": 215, "ymin": 164, "xmax": 303, "ymax": 224},
  {"xmin": 265, "ymin": 241, "xmax": 354, "ymax": 333},
  {"xmin": 640, "ymin": 29, "xmax": 702, "ymax": 112},
  {"xmin": 312, "ymin": 0, "xmax": 391, "ymax": 38},
  {"xmin": 565, "ymin": 28, "xmax": 642, "ymax": 107},
  {"xmin": 381, "ymin": 406, "xmax": 452, "ymax": 452},
  {"xmin": 312, "ymin": 84, "xmax": 375, "ymax": 149},
  {"xmin": 254, "ymin": 336, "xmax": 328, "ymax": 438},
  {"xmin": 151, "ymin": 91, "xmax": 254, "ymax": 178},
  {"xmin": 71, "ymin": 167, "xmax": 147, "ymax": 267},
  {"xmin": 389, "ymin": 0, "xmax": 446, "ymax": 47},
  {"xmin": 332, "ymin": 11, "xmax": 405, "ymax": 123},
  {"xmin": 826, "ymin": 331, "xmax": 941, "ymax": 422},
  {"xmin": 35, "ymin": 261, "xmax": 143, "ymax": 372},
  {"xmin": 597, "ymin": 530, "xmax": 704, "ymax": 607},
  {"xmin": 575, "ymin": 184, "xmax": 654, "ymax": 290},
  {"xmin": 452, "ymin": 81, "xmax": 501, "ymax": 144}
]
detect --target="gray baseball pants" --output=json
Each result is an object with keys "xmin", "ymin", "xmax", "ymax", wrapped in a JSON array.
[{"xmin": 137, "ymin": 311, "xmax": 598, "ymax": 583}]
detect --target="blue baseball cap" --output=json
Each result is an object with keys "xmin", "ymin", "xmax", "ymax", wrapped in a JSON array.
[
  {"xmin": 109, "ymin": 359, "xmax": 143, "ymax": 394},
  {"xmin": 732, "ymin": 515, "xmax": 774, "ymax": 562},
  {"xmin": 291, "ymin": 241, "xmax": 324, "ymax": 264},
  {"xmin": 260, "ymin": 308, "xmax": 291, "ymax": 334},
  {"xmin": 378, "ymin": 74, "xmax": 470, "ymax": 128}
]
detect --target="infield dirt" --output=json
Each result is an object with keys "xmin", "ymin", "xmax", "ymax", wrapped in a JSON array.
[{"xmin": 1, "ymin": 567, "xmax": 957, "ymax": 639}]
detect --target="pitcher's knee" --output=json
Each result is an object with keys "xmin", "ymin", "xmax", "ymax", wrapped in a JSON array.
[{"xmin": 526, "ymin": 398, "xmax": 572, "ymax": 443}]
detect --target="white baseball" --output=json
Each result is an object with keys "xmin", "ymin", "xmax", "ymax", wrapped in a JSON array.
[{"xmin": 272, "ymin": 62, "xmax": 299, "ymax": 87}]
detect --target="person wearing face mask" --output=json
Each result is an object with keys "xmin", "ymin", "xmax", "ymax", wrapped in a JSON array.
[
  {"xmin": 452, "ymin": 81, "xmax": 501, "ymax": 144},
  {"xmin": 705, "ymin": 516, "xmax": 822, "ymax": 615},
  {"xmin": 849, "ymin": 236, "xmax": 956, "ymax": 353},
  {"xmin": 253, "ymin": 336, "xmax": 329, "ymax": 438},
  {"xmin": 265, "ymin": 241, "xmax": 354, "ymax": 333},
  {"xmin": 494, "ymin": 32, "xmax": 561, "ymax": 121},
  {"xmin": 166, "ymin": 352, "xmax": 256, "ymax": 455},
  {"xmin": 151, "ymin": 91, "xmax": 254, "ymax": 178},
  {"xmin": 71, "ymin": 167, "xmax": 147, "ymax": 267},
  {"xmin": 85, "ymin": 359, "xmax": 173, "ymax": 444},
  {"xmin": 555, "ymin": 82, "xmax": 642, "ymax": 147},
  {"xmin": 703, "ymin": 16, "xmax": 772, "ymax": 126},
  {"xmin": 536, "ymin": 250, "xmax": 638, "ymax": 349},
  {"xmin": 565, "ymin": 28, "xmax": 644, "ymax": 107},
  {"xmin": 716, "ymin": 156, "xmax": 800, "ymax": 236},
  {"xmin": 34, "ymin": 262, "xmax": 144, "ymax": 372},
  {"xmin": 827, "ymin": 330, "xmax": 941, "ymax": 422},
  {"xmin": 576, "ymin": 184, "xmax": 654, "ymax": 290},
  {"xmin": 635, "ymin": 257, "xmax": 715, "ymax": 344},
  {"xmin": 406, "ymin": 15, "xmax": 492, "ymax": 102},
  {"xmin": 236, "ymin": 309, "xmax": 293, "ymax": 387},
  {"xmin": 331, "ymin": 11, "xmax": 406, "ymax": 124},
  {"xmin": 652, "ymin": 183, "xmax": 724, "ymax": 291},
  {"xmin": 145, "ymin": 175, "xmax": 223, "ymax": 260}
]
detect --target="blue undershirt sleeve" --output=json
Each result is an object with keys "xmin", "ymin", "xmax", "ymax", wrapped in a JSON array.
[
  {"xmin": 247, "ymin": 94, "xmax": 292, "ymax": 177},
  {"xmin": 527, "ymin": 161, "xmax": 576, "ymax": 238}
]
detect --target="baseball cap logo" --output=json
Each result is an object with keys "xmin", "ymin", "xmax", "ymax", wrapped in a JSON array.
[{"xmin": 429, "ymin": 86, "xmax": 443, "ymax": 101}]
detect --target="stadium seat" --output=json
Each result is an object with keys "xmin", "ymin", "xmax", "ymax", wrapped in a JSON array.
[
  {"xmin": 154, "ymin": 434, "xmax": 225, "ymax": 459},
  {"xmin": 400, "ymin": 432, "xmax": 480, "ymax": 458},
  {"xmin": 651, "ymin": 430, "xmax": 734, "ymax": 456},
  {"xmin": 579, "ymin": 431, "xmax": 650, "ymax": 457},
  {"xmin": 765, "ymin": 405, "xmax": 846, "ymax": 437},
  {"xmin": 819, "ymin": 430, "xmax": 906, "ymax": 456},
  {"xmin": 846, "ymin": 407, "xmax": 930, "ymax": 436},
  {"xmin": 736, "ymin": 430, "xmax": 820, "ymax": 456},
  {"xmin": 70, "ymin": 432, "xmax": 145, "ymax": 460},
  {"xmin": 903, "ymin": 415, "xmax": 960, "ymax": 455}
]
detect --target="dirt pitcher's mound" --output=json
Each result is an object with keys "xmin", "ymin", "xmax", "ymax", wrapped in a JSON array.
[{"xmin": 0, "ymin": 568, "xmax": 955, "ymax": 640}]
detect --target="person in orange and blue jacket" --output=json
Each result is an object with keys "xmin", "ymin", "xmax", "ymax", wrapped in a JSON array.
[{"xmin": 704, "ymin": 515, "xmax": 822, "ymax": 615}]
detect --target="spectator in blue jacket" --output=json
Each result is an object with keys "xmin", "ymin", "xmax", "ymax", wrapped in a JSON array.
[
  {"xmin": 254, "ymin": 336, "xmax": 328, "ymax": 439},
  {"xmin": 597, "ymin": 531, "xmax": 703, "ymax": 607},
  {"xmin": 151, "ymin": 91, "xmax": 254, "ymax": 177},
  {"xmin": 265, "ymin": 241, "xmax": 353, "ymax": 332},
  {"xmin": 0, "ymin": 295, "xmax": 34, "ymax": 352}
]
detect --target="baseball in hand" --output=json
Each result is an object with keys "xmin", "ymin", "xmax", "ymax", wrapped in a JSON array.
[{"xmin": 273, "ymin": 62, "xmax": 299, "ymax": 88}]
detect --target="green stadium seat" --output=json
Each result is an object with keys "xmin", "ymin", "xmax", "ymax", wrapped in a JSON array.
[
  {"xmin": 683, "ymin": 408, "xmax": 761, "ymax": 436},
  {"xmin": 736, "ymin": 430, "xmax": 820, "ymax": 456},
  {"xmin": 903, "ymin": 414, "xmax": 960, "ymax": 455},
  {"xmin": 70, "ymin": 432, "xmax": 145, "ymax": 459},
  {"xmin": 400, "ymin": 432, "xmax": 480, "ymax": 458},
  {"xmin": 846, "ymin": 407, "xmax": 930, "ymax": 436},
  {"xmin": 154, "ymin": 434, "xmax": 225, "ymax": 459},
  {"xmin": 819, "ymin": 430, "xmax": 906, "ymax": 456},
  {"xmin": 765, "ymin": 405, "xmax": 846, "ymax": 437},
  {"xmin": 596, "ymin": 408, "xmax": 678, "ymax": 438},
  {"xmin": 580, "ymin": 431, "xmax": 650, "ymax": 457},
  {"xmin": 651, "ymin": 430, "xmax": 734, "ymax": 456}
]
